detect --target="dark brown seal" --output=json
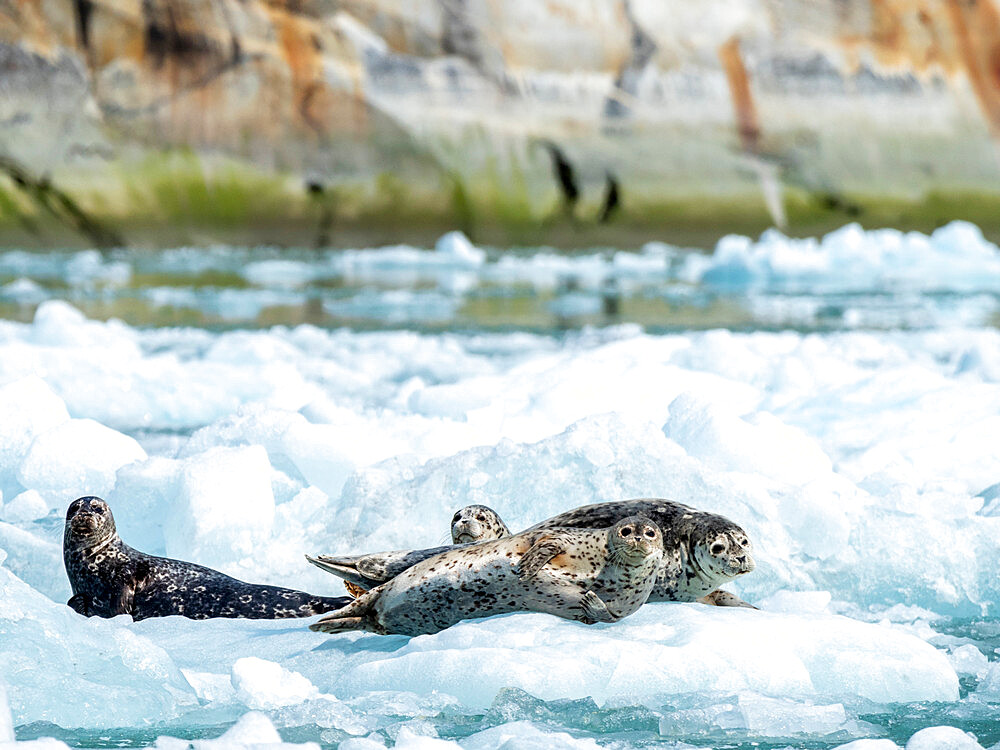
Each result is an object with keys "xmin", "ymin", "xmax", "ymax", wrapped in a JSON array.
[{"xmin": 64, "ymin": 496, "xmax": 351, "ymax": 620}]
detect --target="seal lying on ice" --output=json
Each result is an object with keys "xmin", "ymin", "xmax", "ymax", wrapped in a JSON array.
[
  {"xmin": 309, "ymin": 515, "xmax": 663, "ymax": 636},
  {"xmin": 64, "ymin": 496, "xmax": 351, "ymax": 620},
  {"xmin": 308, "ymin": 498, "xmax": 756, "ymax": 607}
]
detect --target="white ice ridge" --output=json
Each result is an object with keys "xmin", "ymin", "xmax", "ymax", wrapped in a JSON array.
[
  {"xmin": 324, "ymin": 605, "xmax": 957, "ymax": 708},
  {"xmin": 682, "ymin": 221, "xmax": 1000, "ymax": 292}
]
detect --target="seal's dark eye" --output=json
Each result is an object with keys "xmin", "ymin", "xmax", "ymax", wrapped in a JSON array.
[
  {"xmin": 452, "ymin": 513, "xmax": 461, "ymax": 523},
  {"xmin": 710, "ymin": 542, "xmax": 726, "ymax": 555},
  {"xmin": 644, "ymin": 528, "xmax": 656, "ymax": 538},
  {"xmin": 476, "ymin": 515, "xmax": 486, "ymax": 522},
  {"xmin": 620, "ymin": 526, "xmax": 633, "ymax": 537}
]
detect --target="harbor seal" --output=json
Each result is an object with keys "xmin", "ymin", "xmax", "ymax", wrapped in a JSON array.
[
  {"xmin": 310, "ymin": 515, "xmax": 663, "ymax": 636},
  {"xmin": 451, "ymin": 504, "xmax": 510, "ymax": 544},
  {"xmin": 528, "ymin": 499, "xmax": 756, "ymax": 606},
  {"xmin": 64, "ymin": 496, "xmax": 352, "ymax": 620},
  {"xmin": 308, "ymin": 498, "xmax": 756, "ymax": 608}
]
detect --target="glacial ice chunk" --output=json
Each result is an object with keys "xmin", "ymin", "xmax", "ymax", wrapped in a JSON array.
[
  {"xmin": 0, "ymin": 680, "xmax": 13, "ymax": 742},
  {"xmin": 947, "ymin": 645, "xmax": 989, "ymax": 679},
  {"xmin": 686, "ymin": 221, "xmax": 1000, "ymax": 293},
  {"xmin": 232, "ymin": 657, "xmax": 319, "ymax": 710},
  {"xmin": 243, "ymin": 260, "xmax": 317, "ymax": 288},
  {"xmin": 663, "ymin": 392, "xmax": 832, "ymax": 485},
  {"xmin": 735, "ymin": 694, "xmax": 849, "ymax": 736},
  {"xmin": 434, "ymin": 231, "xmax": 485, "ymax": 266},
  {"xmin": 187, "ymin": 711, "xmax": 320, "ymax": 750},
  {"xmin": 343, "ymin": 722, "xmax": 608, "ymax": 750},
  {"xmin": 904, "ymin": 726, "xmax": 985, "ymax": 750},
  {"xmin": 462, "ymin": 721, "xmax": 604, "ymax": 749},
  {"xmin": 0, "ymin": 377, "xmax": 69, "ymax": 486},
  {"xmin": 165, "ymin": 446, "xmax": 275, "ymax": 568},
  {"xmin": 16, "ymin": 419, "xmax": 146, "ymax": 503},
  {"xmin": 1, "ymin": 490, "xmax": 48, "ymax": 524},
  {"xmin": 0, "ymin": 567, "xmax": 197, "ymax": 728}
]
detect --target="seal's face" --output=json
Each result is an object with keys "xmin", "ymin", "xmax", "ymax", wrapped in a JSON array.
[
  {"xmin": 451, "ymin": 505, "xmax": 507, "ymax": 544},
  {"xmin": 66, "ymin": 496, "xmax": 116, "ymax": 540},
  {"xmin": 608, "ymin": 515, "xmax": 663, "ymax": 565},
  {"xmin": 693, "ymin": 523, "xmax": 755, "ymax": 582}
]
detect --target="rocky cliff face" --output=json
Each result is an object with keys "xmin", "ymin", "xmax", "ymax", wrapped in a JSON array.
[{"xmin": 2, "ymin": 0, "xmax": 1000, "ymax": 247}]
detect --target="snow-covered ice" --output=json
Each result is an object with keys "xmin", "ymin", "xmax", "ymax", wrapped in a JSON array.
[{"xmin": 1, "ymin": 225, "xmax": 1000, "ymax": 749}]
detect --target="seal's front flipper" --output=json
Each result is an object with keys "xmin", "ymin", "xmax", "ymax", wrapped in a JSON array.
[
  {"xmin": 67, "ymin": 594, "xmax": 91, "ymax": 616},
  {"xmin": 516, "ymin": 535, "xmax": 567, "ymax": 578},
  {"xmin": 116, "ymin": 559, "xmax": 151, "ymax": 617},
  {"xmin": 579, "ymin": 590, "xmax": 619, "ymax": 624},
  {"xmin": 699, "ymin": 589, "xmax": 758, "ymax": 609},
  {"xmin": 310, "ymin": 616, "xmax": 363, "ymax": 634}
]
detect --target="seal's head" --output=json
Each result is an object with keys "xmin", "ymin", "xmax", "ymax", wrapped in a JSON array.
[
  {"xmin": 608, "ymin": 515, "xmax": 663, "ymax": 565},
  {"xmin": 690, "ymin": 517, "xmax": 755, "ymax": 583},
  {"xmin": 65, "ymin": 496, "xmax": 117, "ymax": 544},
  {"xmin": 450, "ymin": 504, "xmax": 510, "ymax": 544}
]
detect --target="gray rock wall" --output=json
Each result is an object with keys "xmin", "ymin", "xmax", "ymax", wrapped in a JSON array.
[{"xmin": 1, "ymin": 0, "xmax": 999, "ymax": 247}]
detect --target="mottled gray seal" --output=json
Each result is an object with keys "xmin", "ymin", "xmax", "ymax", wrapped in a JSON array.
[
  {"xmin": 64, "ymin": 496, "xmax": 351, "ymax": 620},
  {"xmin": 528, "ymin": 499, "xmax": 756, "ymax": 607},
  {"xmin": 310, "ymin": 515, "xmax": 663, "ymax": 636},
  {"xmin": 308, "ymin": 498, "xmax": 756, "ymax": 608},
  {"xmin": 451, "ymin": 504, "xmax": 510, "ymax": 544}
]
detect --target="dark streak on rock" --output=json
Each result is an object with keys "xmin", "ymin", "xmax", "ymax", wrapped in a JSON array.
[
  {"xmin": 142, "ymin": 0, "xmax": 221, "ymax": 69},
  {"xmin": 598, "ymin": 171, "xmax": 621, "ymax": 223},
  {"xmin": 73, "ymin": 0, "xmax": 94, "ymax": 52},
  {"xmin": 0, "ymin": 155, "xmax": 125, "ymax": 248},
  {"xmin": 604, "ymin": 0, "xmax": 658, "ymax": 119},
  {"xmin": 438, "ymin": 0, "xmax": 515, "ymax": 93},
  {"xmin": 540, "ymin": 141, "xmax": 580, "ymax": 218}
]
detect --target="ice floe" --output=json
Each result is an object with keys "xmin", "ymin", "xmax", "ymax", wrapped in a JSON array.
[{"xmin": 0, "ymin": 230, "xmax": 997, "ymax": 748}]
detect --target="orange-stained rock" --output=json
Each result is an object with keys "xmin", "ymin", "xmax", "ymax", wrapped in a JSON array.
[{"xmin": 3, "ymin": 0, "xmax": 1000, "ymax": 238}]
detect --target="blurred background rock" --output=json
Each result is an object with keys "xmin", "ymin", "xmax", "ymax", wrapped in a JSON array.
[{"xmin": 2, "ymin": 0, "xmax": 1000, "ymax": 249}]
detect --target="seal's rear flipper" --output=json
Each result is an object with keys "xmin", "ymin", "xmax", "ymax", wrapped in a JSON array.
[
  {"xmin": 699, "ymin": 589, "xmax": 759, "ymax": 609},
  {"xmin": 305, "ymin": 554, "xmax": 376, "ymax": 588},
  {"xmin": 310, "ymin": 616, "xmax": 363, "ymax": 633},
  {"xmin": 309, "ymin": 593, "xmax": 373, "ymax": 634},
  {"xmin": 306, "ymin": 546, "xmax": 454, "ymax": 589}
]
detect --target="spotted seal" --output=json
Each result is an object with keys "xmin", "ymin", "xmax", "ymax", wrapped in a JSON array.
[
  {"xmin": 528, "ymin": 499, "xmax": 756, "ymax": 607},
  {"xmin": 310, "ymin": 515, "xmax": 663, "ymax": 636},
  {"xmin": 451, "ymin": 504, "xmax": 510, "ymax": 544},
  {"xmin": 308, "ymin": 498, "xmax": 756, "ymax": 608},
  {"xmin": 64, "ymin": 496, "xmax": 351, "ymax": 620}
]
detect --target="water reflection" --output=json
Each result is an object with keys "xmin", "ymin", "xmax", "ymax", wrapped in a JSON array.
[{"xmin": 0, "ymin": 232, "xmax": 997, "ymax": 333}]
